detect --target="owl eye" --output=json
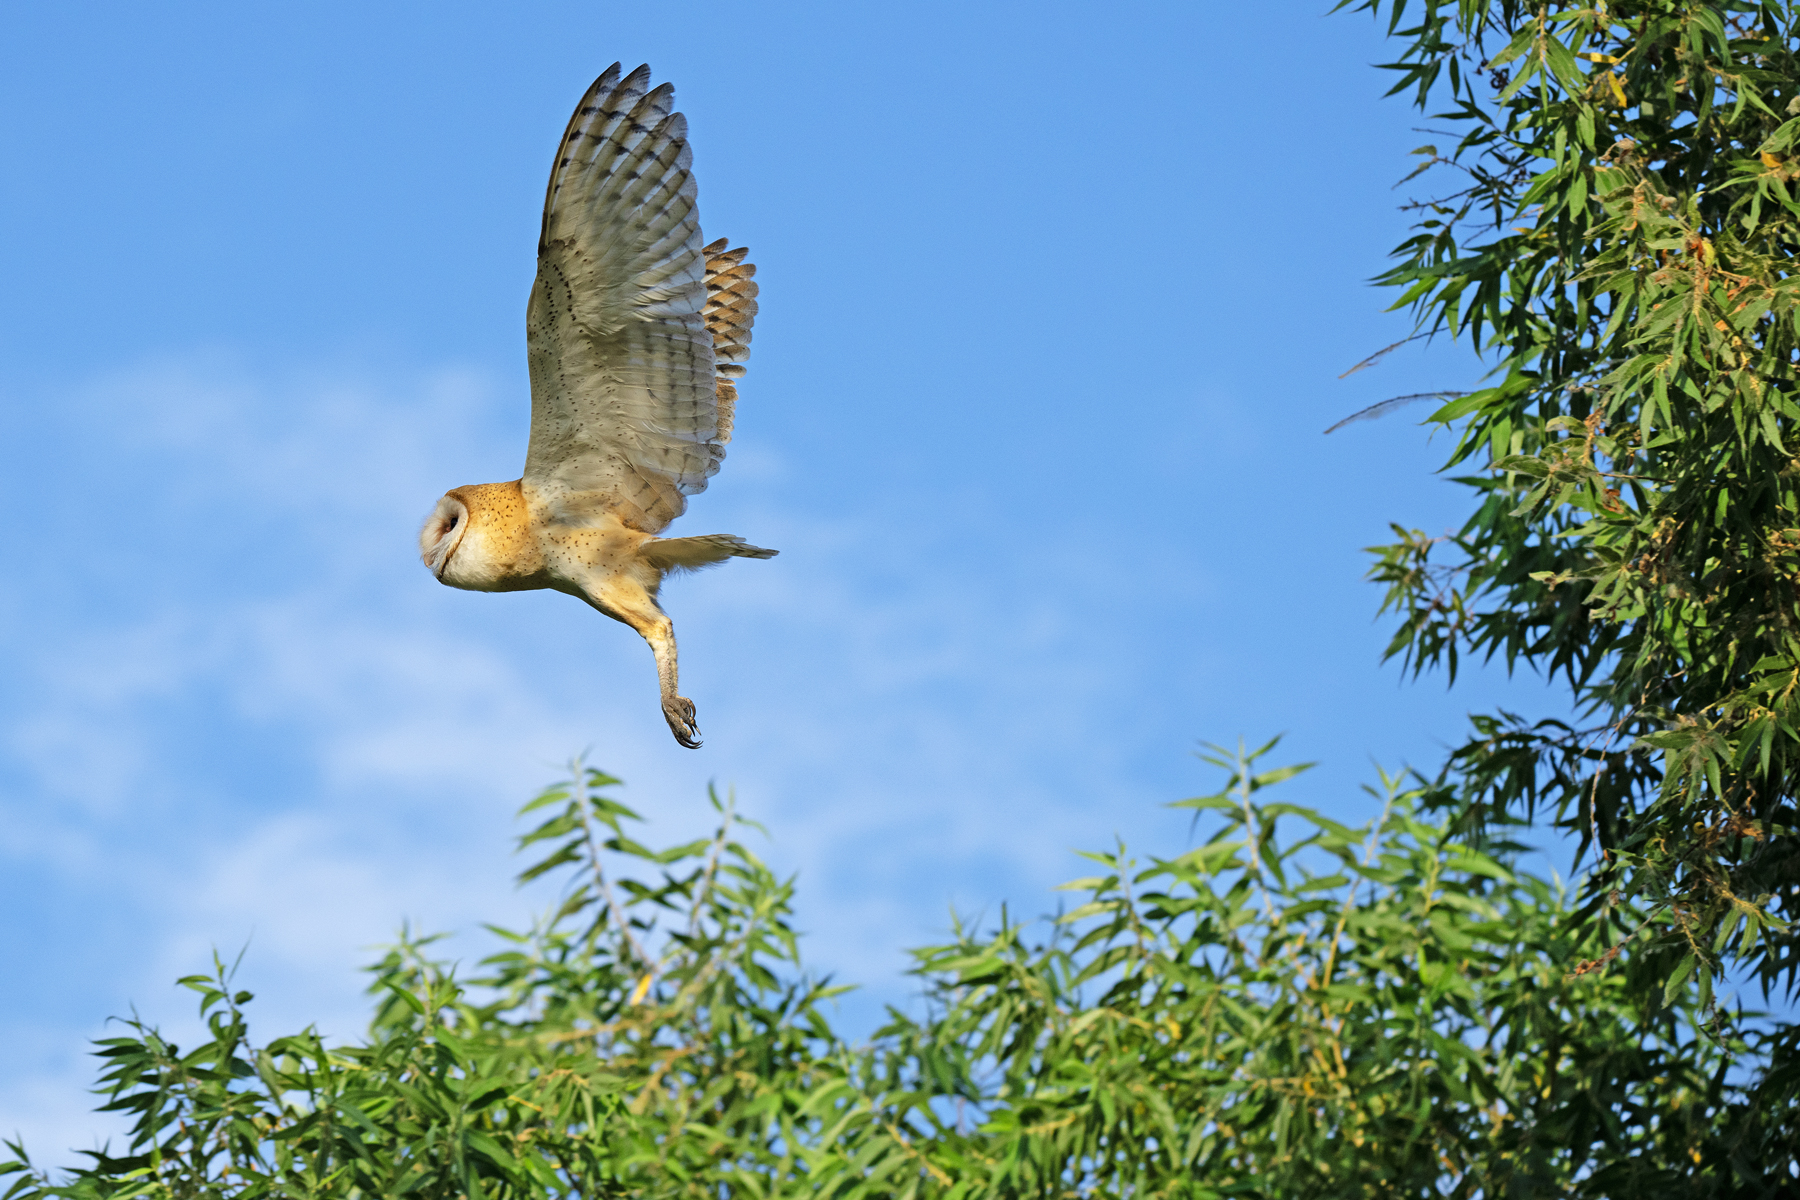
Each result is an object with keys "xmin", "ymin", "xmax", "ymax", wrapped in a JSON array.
[{"xmin": 447, "ymin": 514, "xmax": 459, "ymax": 531}]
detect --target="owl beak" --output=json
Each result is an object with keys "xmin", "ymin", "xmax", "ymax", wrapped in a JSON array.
[{"xmin": 424, "ymin": 538, "xmax": 452, "ymax": 580}]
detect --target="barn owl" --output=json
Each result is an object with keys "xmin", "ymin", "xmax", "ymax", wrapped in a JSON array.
[{"xmin": 419, "ymin": 63, "xmax": 773, "ymax": 749}]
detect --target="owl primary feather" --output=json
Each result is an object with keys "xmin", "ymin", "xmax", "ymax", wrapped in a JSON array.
[{"xmin": 419, "ymin": 63, "xmax": 774, "ymax": 749}]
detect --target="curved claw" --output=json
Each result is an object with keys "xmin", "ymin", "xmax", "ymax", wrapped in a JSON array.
[{"xmin": 663, "ymin": 696, "xmax": 701, "ymax": 749}]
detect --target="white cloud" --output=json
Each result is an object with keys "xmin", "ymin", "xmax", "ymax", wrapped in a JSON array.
[{"xmin": 1, "ymin": 353, "xmax": 1202, "ymax": 1168}]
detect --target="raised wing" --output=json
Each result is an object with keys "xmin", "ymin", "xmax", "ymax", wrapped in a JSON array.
[{"xmin": 524, "ymin": 64, "xmax": 750, "ymax": 534}]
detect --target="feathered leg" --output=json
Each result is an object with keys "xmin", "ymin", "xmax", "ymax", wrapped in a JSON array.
[
  {"xmin": 572, "ymin": 567, "xmax": 700, "ymax": 749},
  {"xmin": 626, "ymin": 602, "xmax": 699, "ymax": 748},
  {"xmin": 636, "ymin": 608, "xmax": 699, "ymax": 749}
]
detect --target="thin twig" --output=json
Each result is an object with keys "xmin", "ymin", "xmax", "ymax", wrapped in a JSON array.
[
  {"xmin": 1338, "ymin": 333, "xmax": 1433, "ymax": 378},
  {"xmin": 1325, "ymin": 391, "xmax": 1470, "ymax": 434},
  {"xmin": 570, "ymin": 760, "xmax": 654, "ymax": 971}
]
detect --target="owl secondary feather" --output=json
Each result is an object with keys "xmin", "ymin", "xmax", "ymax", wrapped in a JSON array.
[{"xmin": 419, "ymin": 63, "xmax": 774, "ymax": 749}]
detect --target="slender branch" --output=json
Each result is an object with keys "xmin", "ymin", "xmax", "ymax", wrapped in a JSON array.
[{"xmin": 570, "ymin": 760, "xmax": 653, "ymax": 972}]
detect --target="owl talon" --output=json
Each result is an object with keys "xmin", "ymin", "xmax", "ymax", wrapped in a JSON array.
[{"xmin": 664, "ymin": 697, "xmax": 701, "ymax": 749}]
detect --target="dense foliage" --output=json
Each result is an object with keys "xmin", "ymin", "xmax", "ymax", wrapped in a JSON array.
[
  {"xmin": 4, "ymin": 753, "xmax": 1791, "ymax": 1197},
  {"xmin": 1342, "ymin": 0, "xmax": 1800, "ymax": 1001}
]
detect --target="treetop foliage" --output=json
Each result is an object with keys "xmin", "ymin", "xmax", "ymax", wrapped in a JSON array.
[
  {"xmin": 4, "ymin": 753, "xmax": 1792, "ymax": 1198},
  {"xmin": 1340, "ymin": 0, "xmax": 1800, "ymax": 1006}
]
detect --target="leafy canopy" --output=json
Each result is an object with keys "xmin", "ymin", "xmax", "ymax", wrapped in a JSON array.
[
  {"xmin": 1341, "ymin": 0, "xmax": 1800, "ymax": 1000},
  {"xmin": 4, "ymin": 753, "xmax": 1788, "ymax": 1198}
]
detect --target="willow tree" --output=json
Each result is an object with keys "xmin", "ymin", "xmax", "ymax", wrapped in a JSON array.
[
  {"xmin": 4, "ymin": 760, "xmax": 1769, "ymax": 1199},
  {"xmin": 1340, "ymin": 0, "xmax": 1800, "ymax": 1005}
]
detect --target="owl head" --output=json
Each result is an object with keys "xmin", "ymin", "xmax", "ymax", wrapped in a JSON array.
[
  {"xmin": 419, "ymin": 492, "xmax": 471, "ymax": 580},
  {"xmin": 420, "ymin": 481, "xmax": 541, "ymax": 591}
]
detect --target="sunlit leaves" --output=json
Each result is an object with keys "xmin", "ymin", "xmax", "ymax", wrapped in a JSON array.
[
  {"xmin": 8, "ymin": 757, "xmax": 1793, "ymax": 1196},
  {"xmin": 888, "ymin": 741, "xmax": 1771, "ymax": 1195},
  {"xmin": 1339, "ymin": 0, "xmax": 1800, "ymax": 1009}
]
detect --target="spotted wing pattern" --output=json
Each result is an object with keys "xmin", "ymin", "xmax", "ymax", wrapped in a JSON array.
[{"xmin": 523, "ymin": 64, "xmax": 727, "ymax": 534}]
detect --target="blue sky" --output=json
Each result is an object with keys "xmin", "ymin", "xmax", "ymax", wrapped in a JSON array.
[{"xmin": 0, "ymin": 0, "xmax": 1563, "ymax": 1162}]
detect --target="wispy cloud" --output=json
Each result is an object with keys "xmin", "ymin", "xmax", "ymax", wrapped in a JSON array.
[{"xmin": 1, "ymin": 354, "xmax": 1214, "ymax": 1165}]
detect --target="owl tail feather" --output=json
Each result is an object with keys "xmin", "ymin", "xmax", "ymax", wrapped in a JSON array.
[{"xmin": 640, "ymin": 534, "xmax": 779, "ymax": 573}]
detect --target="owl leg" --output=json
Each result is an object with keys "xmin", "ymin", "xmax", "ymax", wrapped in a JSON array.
[
  {"xmin": 638, "ymin": 613, "xmax": 700, "ymax": 750},
  {"xmin": 602, "ymin": 593, "xmax": 699, "ymax": 749},
  {"xmin": 564, "ymin": 555, "xmax": 701, "ymax": 748}
]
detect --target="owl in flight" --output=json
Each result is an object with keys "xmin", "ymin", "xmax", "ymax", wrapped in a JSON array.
[{"xmin": 419, "ymin": 63, "xmax": 773, "ymax": 749}]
